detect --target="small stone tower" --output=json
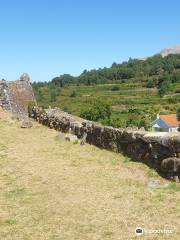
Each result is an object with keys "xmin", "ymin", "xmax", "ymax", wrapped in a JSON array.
[{"xmin": 0, "ymin": 73, "xmax": 36, "ymax": 116}]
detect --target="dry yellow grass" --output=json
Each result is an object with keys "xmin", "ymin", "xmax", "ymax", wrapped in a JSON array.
[{"xmin": 0, "ymin": 109, "xmax": 180, "ymax": 240}]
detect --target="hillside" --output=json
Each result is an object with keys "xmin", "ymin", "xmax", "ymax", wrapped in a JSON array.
[
  {"xmin": 32, "ymin": 52, "xmax": 180, "ymax": 129},
  {"xmin": 0, "ymin": 109, "xmax": 180, "ymax": 239},
  {"xmin": 33, "ymin": 81, "xmax": 180, "ymax": 129}
]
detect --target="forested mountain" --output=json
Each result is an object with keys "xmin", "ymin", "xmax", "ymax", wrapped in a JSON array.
[{"xmin": 33, "ymin": 53, "xmax": 180, "ymax": 91}]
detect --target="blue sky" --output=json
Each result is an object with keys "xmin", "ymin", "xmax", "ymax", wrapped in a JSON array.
[{"xmin": 0, "ymin": 0, "xmax": 180, "ymax": 82}]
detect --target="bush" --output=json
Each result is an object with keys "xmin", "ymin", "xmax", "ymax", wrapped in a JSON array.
[
  {"xmin": 70, "ymin": 91, "xmax": 77, "ymax": 98},
  {"xmin": 146, "ymin": 79, "xmax": 156, "ymax": 88},
  {"xmin": 128, "ymin": 107, "xmax": 142, "ymax": 114},
  {"xmin": 158, "ymin": 81, "xmax": 171, "ymax": 97},
  {"xmin": 111, "ymin": 85, "xmax": 120, "ymax": 91},
  {"xmin": 103, "ymin": 116, "xmax": 126, "ymax": 128},
  {"xmin": 80, "ymin": 99, "xmax": 111, "ymax": 121},
  {"xmin": 126, "ymin": 113, "xmax": 151, "ymax": 130},
  {"xmin": 167, "ymin": 96, "xmax": 180, "ymax": 104}
]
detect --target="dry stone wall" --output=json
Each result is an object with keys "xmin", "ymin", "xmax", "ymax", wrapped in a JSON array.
[
  {"xmin": 0, "ymin": 73, "xmax": 35, "ymax": 116},
  {"xmin": 30, "ymin": 107, "xmax": 180, "ymax": 181}
]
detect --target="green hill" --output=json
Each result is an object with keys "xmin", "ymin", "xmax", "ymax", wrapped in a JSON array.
[{"xmin": 32, "ymin": 54, "xmax": 180, "ymax": 129}]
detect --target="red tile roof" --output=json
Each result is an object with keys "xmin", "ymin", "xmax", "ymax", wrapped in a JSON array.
[{"xmin": 160, "ymin": 114, "xmax": 180, "ymax": 126}]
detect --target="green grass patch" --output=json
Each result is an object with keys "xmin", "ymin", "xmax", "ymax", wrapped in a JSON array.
[
  {"xmin": 123, "ymin": 156, "xmax": 131, "ymax": 163},
  {"xmin": 5, "ymin": 219, "xmax": 17, "ymax": 225},
  {"xmin": 5, "ymin": 187, "xmax": 27, "ymax": 200},
  {"xmin": 166, "ymin": 182, "xmax": 180, "ymax": 192},
  {"xmin": 148, "ymin": 168, "xmax": 159, "ymax": 177}
]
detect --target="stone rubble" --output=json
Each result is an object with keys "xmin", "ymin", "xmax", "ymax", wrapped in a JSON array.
[{"xmin": 21, "ymin": 118, "xmax": 33, "ymax": 128}]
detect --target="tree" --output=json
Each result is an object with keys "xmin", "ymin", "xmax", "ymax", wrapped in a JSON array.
[
  {"xmin": 51, "ymin": 74, "xmax": 74, "ymax": 87},
  {"xmin": 158, "ymin": 81, "xmax": 171, "ymax": 97},
  {"xmin": 158, "ymin": 74, "xmax": 171, "ymax": 97}
]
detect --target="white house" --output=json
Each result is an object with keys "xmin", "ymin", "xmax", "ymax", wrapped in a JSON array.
[{"xmin": 152, "ymin": 114, "xmax": 179, "ymax": 132}]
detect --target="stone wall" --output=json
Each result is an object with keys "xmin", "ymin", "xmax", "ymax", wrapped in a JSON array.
[
  {"xmin": 0, "ymin": 73, "xmax": 35, "ymax": 116},
  {"xmin": 30, "ymin": 107, "xmax": 180, "ymax": 181}
]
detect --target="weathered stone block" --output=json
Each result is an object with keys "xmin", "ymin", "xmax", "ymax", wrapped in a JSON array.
[{"xmin": 0, "ymin": 73, "xmax": 35, "ymax": 115}]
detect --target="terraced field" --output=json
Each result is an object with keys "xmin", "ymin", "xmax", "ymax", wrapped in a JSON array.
[{"xmin": 34, "ymin": 81, "xmax": 180, "ymax": 128}]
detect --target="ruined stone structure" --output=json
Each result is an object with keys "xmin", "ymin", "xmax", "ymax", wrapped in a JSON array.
[
  {"xmin": 0, "ymin": 73, "xmax": 35, "ymax": 116},
  {"xmin": 30, "ymin": 107, "xmax": 180, "ymax": 181}
]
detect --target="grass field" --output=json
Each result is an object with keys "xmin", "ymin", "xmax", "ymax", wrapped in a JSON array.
[{"xmin": 0, "ymin": 110, "xmax": 180, "ymax": 239}]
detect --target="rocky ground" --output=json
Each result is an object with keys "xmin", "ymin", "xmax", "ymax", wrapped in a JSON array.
[{"xmin": 0, "ymin": 109, "xmax": 180, "ymax": 240}]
